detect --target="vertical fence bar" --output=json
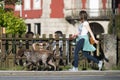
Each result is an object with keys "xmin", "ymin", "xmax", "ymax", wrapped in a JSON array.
[{"xmin": 66, "ymin": 39, "xmax": 69, "ymax": 64}]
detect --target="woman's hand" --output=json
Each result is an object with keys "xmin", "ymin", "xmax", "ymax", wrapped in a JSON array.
[
  {"xmin": 69, "ymin": 34, "xmax": 77, "ymax": 40},
  {"xmin": 72, "ymin": 34, "xmax": 77, "ymax": 38},
  {"xmin": 94, "ymin": 39, "xmax": 99, "ymax": 44}
]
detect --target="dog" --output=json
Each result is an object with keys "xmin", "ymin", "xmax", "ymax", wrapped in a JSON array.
[{"xmin": 24, "ymin": 42, "xmax": 56, "ymax": 71}]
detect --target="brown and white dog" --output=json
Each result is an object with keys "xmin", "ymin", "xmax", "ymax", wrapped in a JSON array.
[{"xmin": 23, "ymin": 42, "xmax": 56, "ymax": 71}]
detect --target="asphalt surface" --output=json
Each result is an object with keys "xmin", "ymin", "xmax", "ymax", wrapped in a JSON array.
[
  {"xmin": 0, "ymin": 70, "xmax": 120, "ymax": 80},
  {"xmin": 0, "ymin": 75, "xmax": 120, "ymax": 80}
]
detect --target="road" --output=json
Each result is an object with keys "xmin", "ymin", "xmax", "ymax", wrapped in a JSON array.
[
  {"xmin": 0, "ymin": 70, "xmax": 120, "ymax": 80},
  {"xmin": 0, "ymin": 75, "xmax": 120, "ymax": 80}
]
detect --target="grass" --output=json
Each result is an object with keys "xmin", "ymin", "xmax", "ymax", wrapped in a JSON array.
[
  {"xmin": 112, "ymin": 66, "xmax": 120, "ymax": 70},
  {"xmin": 0, "ymin": 65, "xmax": 25, "ymax": 71}
]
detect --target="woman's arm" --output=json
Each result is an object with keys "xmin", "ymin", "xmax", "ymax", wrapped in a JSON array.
[{"xmin": 85, "ymin": 23, "xmax": 99, "ymax": 44}]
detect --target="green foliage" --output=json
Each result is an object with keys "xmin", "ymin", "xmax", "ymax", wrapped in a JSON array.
[
  {"xmin": 4, "ymin": 0, "xmax": 18, "ymax": 5},
  {"xmin": 0, "ymin": 9, "xmax": 5, "ymax": 26},
  {"xmin": 0, "ymin": 0, "xmax": 4, "ymax": 9},
  {"xmin": 0, "ymin": 9, "xmax": 26, "ymax": 35},
  {"xmin": 108, "ymin": 15, "xmax": 120, "ymax": 37},
  {"xmin": 0, "ymin": 0, "xmax": 3, "ymax": 2}
]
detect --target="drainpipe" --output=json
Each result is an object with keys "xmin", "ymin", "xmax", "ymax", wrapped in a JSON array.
[
  {"xmin": 18, "ymin": 0, "xmax": 22, "ymax": 17},
  {"xmin": 112, "ymin": 0, "xmax": 116, "ymax": 35}
]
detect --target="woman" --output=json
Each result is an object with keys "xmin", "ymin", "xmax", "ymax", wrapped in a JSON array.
[{"xmin": 69, "ymin": 10, "xmax": 103, "ymax": 71}]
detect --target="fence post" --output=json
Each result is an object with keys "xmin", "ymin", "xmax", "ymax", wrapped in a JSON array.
[
  {"xmin": 1, "ymin": 34, "xmax": 6, "ymax": 55},
  {"xmin": 66, "ymin": 39, "xmax": 70, "ymax": 64},
  {"xmin": 5, "ymin": 38, "xmax": 8, "ymax": 54}
]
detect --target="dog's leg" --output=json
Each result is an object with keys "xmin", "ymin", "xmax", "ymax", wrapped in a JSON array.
[
  {"xmin": 48, "ymin": 59, "xmax": 56, "ymax": 71},
  {"xmin": 42, "ymin": 59, "xmax": 48, "ymax": 70},
  {"xmin": 25, "ymin": 62, "xmax": 32, "ymax": 70}
]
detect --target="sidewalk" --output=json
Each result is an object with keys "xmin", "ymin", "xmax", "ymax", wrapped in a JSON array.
[{"xmin": 0, "ymin": 70, "xmax": 120, "ymax": 76}]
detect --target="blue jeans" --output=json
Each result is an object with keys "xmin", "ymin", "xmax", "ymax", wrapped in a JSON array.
[{"xmin": 74, "ymin": 38, "xmax": 99, "ymax": 67}]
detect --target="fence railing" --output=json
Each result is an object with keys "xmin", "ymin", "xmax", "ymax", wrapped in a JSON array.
[{"xmin": 0, "ymin": 33, "xmax": 101, "ymax": 70}]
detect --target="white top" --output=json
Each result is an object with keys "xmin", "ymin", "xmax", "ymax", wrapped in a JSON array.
[{"xmin": 78, "ymin": 21, "xmax": 88, "ymax": 36}]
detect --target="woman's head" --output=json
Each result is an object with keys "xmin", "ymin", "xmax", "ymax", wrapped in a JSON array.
[{"xmin": 79, "ymin": 10, "xmax": 88, "ymax": 21}]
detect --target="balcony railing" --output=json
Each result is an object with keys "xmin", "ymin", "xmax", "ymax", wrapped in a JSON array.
[{"xmin": 66, "ymin": 8, "xmax": 113, "ymax": 20}]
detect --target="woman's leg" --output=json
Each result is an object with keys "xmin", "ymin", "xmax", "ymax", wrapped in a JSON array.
[
  {"xmin": 82, "ymin": 51, "xmax": 99, "ymax": 64},
  {"xmin": 74, "ymin": 39, "xmax": 84, "ymax": 67},
  {"xmin": 82, "ymin": 51, "xmax": 103, "ymax": 70}
]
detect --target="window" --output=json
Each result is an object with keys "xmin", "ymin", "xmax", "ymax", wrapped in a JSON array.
[
  {"xmin": 24, "ymin": 0, "xmax": 31, "ymax": 10},
  {"xmin": 15, "ymin": 4, "xmax": 21, "ymax": 11},
  {"xmin": 89, "ymin": 0, "xmax": 99, "ymax": 17},
  {"xmin": 34, "ymin": 23, "xmax": 41, "ymax": 35},
  {"xmin": 33, "ymin": 0, "xmax": 41, "ymax": 10},
  {"xmin": 26, "ymin": 24, "xmax": 31, "ymax": 32}
]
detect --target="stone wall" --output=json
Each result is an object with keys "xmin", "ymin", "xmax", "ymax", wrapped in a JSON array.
[{"xmin": 102, "ymin": 34, "xmax": 117, "ymax": 69}]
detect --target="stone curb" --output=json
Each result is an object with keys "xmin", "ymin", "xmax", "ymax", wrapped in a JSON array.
[{"xmin": 0, "ymin": 70, "xmax": 120, "ymax": 76}]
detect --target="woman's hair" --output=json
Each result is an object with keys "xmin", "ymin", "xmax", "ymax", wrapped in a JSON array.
[{"xmin": 79, "ymin": 10, "xmax": 88, "ymax": 21}]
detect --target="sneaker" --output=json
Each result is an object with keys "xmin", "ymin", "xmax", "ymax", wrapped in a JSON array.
[
  {"xmin": 69, "ymin": 67, "xmax": 78, "ymax": 71},
  {"xmin": 98, "ymin": 61, "xmax": 103, "ymax": 71}
]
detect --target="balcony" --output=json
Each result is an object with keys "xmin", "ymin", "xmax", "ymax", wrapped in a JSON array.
[{"xmin": 65, "ymin": 8, "xmax": 113, "ymax": 23}]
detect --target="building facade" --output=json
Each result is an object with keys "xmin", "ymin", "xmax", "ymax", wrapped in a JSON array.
[{"xmin": 5, "ymin": 0, "xmax": 119, "ymax": 37}]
